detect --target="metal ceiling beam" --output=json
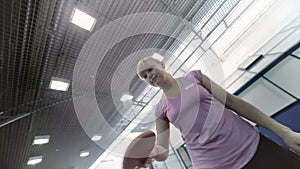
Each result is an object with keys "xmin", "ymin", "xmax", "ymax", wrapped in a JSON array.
[{"xmin": 0, "ymin": 112, "xmax": 31, "ymax": 128}]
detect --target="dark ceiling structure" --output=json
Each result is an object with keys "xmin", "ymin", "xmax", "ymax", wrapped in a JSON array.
[{"xmin": 0, "ymin": 0, "xmax": 210, "ymax": 168}]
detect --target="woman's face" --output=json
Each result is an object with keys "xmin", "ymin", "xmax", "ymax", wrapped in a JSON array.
[{"xmin": 139, "ymin": 65, "xmax": 166, "ymax": 88}]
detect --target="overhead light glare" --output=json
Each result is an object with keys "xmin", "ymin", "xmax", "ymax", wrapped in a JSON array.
[
  {"xmin": 49, "ymin": 77, "xmax": 70, "ymax": 91},
  {"xmin": 120, "ymin": 94, "xmax": 133, "ymax": 102},
  {"xmin": 80, "ymin": 150, "xmax": 90, "ymax": 157},
  {"xmin": 70, "ymin": 8, "xmax": 96, "ymax": 31},
  {"xmin": 33, "ymin": 135, "xmax": 50, "ymax": 145},
  {"xmin": 27, "ymin": 156, "xmax": 43, "ymax": 165},
  {"xmin": 91, "ymin": 135, "xmax": 102, "ymax": 141}
]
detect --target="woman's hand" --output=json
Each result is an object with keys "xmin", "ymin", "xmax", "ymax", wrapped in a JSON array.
[
  {"xmin": 142, "ymin": 157, "xmax": 153, "ymax": 168},
  {"xmin": 282, "ymin": 130, "xmax": 300, "ymax": 156},
  {"xmin": 140, "ymin": 147, "xmax": 156, "ymax": 168},
  {"xmin": 142, "ymin": 144, "xmax": 169, "ymax": 167}
]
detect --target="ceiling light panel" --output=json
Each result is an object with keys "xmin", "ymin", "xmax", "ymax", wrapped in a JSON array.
[
  {"xmin": 120, "ymin": 94, "xmax": 133, "ymax": 102},
  {"xmin": 91, "ymin": 135, "xmax": 102, "ymax": 141},
  {"xmin": 80, "ymin": 150, "xmax": 90, "ymax": 157},
  {"xmin": 33, "ymin": 135, "xmax": 50, "ymax": 145},
  {"xmin": 27, "ymin": 156, "xmax": 43, "ymax": 165},
  {"xmin": 49, "ymin": 77, "xmax": 70, "ymax": 91},
  {"xmin": 70, "ymin": 8, "xmax": 96, "ymax": 31}
]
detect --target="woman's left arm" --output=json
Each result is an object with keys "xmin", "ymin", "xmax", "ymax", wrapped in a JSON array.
[{"xmin": 201, "ymin": 73, "xmax": 300, "ymax": 155}]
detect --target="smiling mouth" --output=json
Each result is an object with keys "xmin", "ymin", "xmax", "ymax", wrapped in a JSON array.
[{"xmin": 152, "ymin": 76, "xmax": 158, "ymax": 84}]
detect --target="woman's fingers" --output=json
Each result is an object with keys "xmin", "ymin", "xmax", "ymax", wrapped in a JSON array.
[
  {"xmin": 143, "ymin": 157, "xmax": 153, "ymax": 167},
  {"xmin": 285, "ymin": 131, "xmax": 300, "ymax": 155}
]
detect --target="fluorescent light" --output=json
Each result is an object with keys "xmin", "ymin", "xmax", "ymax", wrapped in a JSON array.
[
  {"xmin": 91, "ymin": 135, "xmax": 102, "ymax": 141},
  {"xmin": 80, "ymin": 150, "xmax": 90, "ymax": 157},
  {"xmin": 27, "ymin": 156, "xmax": 43, "ymax": 165},
  {"xmin": 33, "ymin": 135, "xmax": 50, "ymax": 145},
  {"xmin": 49, "ymin": 80, "xmax": 69, "ymax": 91},
  {"xmin": 120, "ymin": 94, "xmax": 133, "ymax": 102},
  {"xmin": 49, "ymin": 77, "xmax": 70, "ymax": 91},
  {"xmin": 70, "ymin": 8, "xmax": 96, "ymax": 31}
]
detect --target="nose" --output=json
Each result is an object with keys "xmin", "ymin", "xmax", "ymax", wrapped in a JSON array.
[{"xmin": 146, "ymin": 72, "xmax": 154, "ymax": 80}]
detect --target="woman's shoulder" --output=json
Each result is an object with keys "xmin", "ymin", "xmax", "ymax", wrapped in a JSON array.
[
  {"xmin": 180, "ymin": 70, "xmax": 202, "ymax": 83},
  {"xmin": 188, "ymin": 70, "xmax": 201, "ymax": 77}
]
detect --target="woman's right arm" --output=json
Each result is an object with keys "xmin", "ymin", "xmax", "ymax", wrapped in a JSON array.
[{"xmin": 151, "ymin": 118, "xmax": 170, "ymax": 161}]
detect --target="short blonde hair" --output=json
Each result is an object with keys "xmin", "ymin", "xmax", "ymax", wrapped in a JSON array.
[{"xmin": 136, "ymin": 57, "xmax": 164, "ymax": 79}]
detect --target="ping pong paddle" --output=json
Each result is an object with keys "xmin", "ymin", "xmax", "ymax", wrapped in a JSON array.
[{"xmin": 123, "ymin": 131, "xmax": 156, "ymax": 169}]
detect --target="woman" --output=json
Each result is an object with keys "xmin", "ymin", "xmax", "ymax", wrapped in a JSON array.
[{"xmin": 136, "ymin": 57, "xmax": 300, "ymax": 169}]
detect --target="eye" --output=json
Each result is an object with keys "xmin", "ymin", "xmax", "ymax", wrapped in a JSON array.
[{"xmin": 140, "ymin": 68, "xmax": 153, "ymax": 79}]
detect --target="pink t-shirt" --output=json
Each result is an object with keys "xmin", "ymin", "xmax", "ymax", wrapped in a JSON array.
[{"xmin": 155, "ymin": 70, "xmax": 259, "ymax": 169}]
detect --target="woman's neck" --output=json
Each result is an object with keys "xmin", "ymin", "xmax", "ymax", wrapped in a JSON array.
[{"xmin": 162, "ymin": 75, "xmax": 180, "ymax": 98}]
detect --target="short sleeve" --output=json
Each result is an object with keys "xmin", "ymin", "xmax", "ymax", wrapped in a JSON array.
[
  {"xmin": 190, "ymin": 70, "xmax": 202, "ymax": 84},
  {"xmin": 154, "ymin": 97, "xmax": 169, "ymax": 122}
]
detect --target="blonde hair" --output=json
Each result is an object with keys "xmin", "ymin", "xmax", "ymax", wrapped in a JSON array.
[{"xmin": 136, "ymin": 57, "xmax": 165, "ymax": 79}]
